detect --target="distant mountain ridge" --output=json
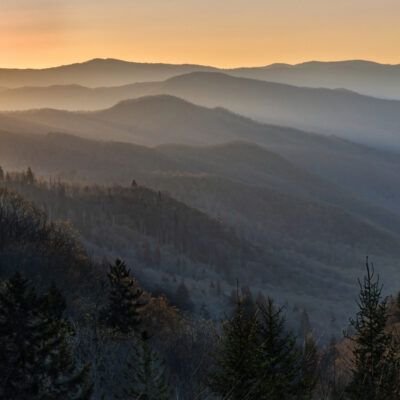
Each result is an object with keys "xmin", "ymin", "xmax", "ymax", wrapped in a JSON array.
[
  {"xmin": 1, "ymin": 58, "xmax": 399, "ymax": 99},
  {"xmin": 4, "ymin": 72, "xmax": 400, "ymax": 152},
  {"xmin": 5, "ymin": 93, "xmax": 400, "ymax": 217},
  {"xmin": 229, "ymin": 60, "xmax": 400, "ymax": 99},
  {"xmin": 0, "ymin": 58, "xmax": 217, "ymax": 88}
]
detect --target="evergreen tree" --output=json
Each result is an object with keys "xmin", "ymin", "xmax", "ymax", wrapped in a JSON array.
[
  {"xmin": 0, "ymin": 272, "xmax": 92, "ymax": 400},
  {"xmin": 117, "ymin": 334, "xmax": 172, "ymax": 400},
  {"xmin": 346, "ymin": 259, "xmax": 400, "ymax": 400},
  {"xmin": 206, "ymin": 296, "xmax": 259, "ymax": 399},
  {"xmin": 208, "ymin": 296, "xmax": 317, "ymax": 400},
  {"xmin": 253, "ymin": 298, "xmax": 316, "ymax": 400},
  {"xmin": 25, "ymin": 167, "xmax": 35, "ymax": 185},
  {"xmin": 101, "ymin": 259, "xmax": 146, "ymax": 334},
  {"xmin": 299, "ymin": 309, "xmax": 312, "ymax": 339},
  {"xmin": 0, "ymin": 165, "xmax": 4, "ymax": 182},
  {"xmin": 299, "ymin": 332, "xmax": 318, "ymax": 399},
  {"xmin": 174, "ymin": 280, "xmax": 194, "ymax": 312}
]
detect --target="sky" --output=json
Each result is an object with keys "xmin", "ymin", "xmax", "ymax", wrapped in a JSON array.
[{"xmin": 1, "ymin": 0, "xmax": 400, "ymax": 68}]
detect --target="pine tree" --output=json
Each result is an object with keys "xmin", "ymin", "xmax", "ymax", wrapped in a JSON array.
[
  {"xmin": 101, "ymin": 259, "xmax": 146, "ymax": 334},
  {"xmin": 0, "ymin": 165, "xmax": 4, "ymax": 182},
  {"xmin": 0, "ymin": 272, "xmax": 92, "ymax": 400},
  {"xmin": 252, "ymin": 298, "xmax": 315, "ymax": 400},
  {"xmin": 346, "ymin": 259, "xmax": 400, "ymax": 400},
  {"xmin": 117, "ymin": 334, "xmax": 172, "ymax": 400},
  {"xmin": 206, "ymin": 296, "xmax": 259, "ymax": 400}
]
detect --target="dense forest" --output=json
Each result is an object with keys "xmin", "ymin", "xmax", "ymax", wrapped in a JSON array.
[{"xmin": 2, "ymin": 166, "xmax": 400, "ymax": 399}]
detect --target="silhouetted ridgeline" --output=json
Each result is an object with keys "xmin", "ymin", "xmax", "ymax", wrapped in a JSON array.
[{"xmin": 0, "ymin": 58, "xmax": 399, "ymax": 98}]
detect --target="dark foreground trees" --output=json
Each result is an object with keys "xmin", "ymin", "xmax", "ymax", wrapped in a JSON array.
[
  {"xmin": 207, "ymin": 296, "xmax": 317, "ymax": 400},
  {"xmin": 346, "ymin": 259, "xmax": 400, "ymax": 400},
  {"xmin": 206, "ymin": 296, "xmax": 259, "ymax": 399},
  {"xmin": 0, "ymin": 272, "xmax": 92, "ymax": 400},
  {"xmin": 117, "ymin": 334, "xmax": 172, "ymax": 400}
]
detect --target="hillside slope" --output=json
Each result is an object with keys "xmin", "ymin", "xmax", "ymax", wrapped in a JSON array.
[
  {"xmin": 6, "ymin": 94, "xmax": 400, "ymax": 215},
  {"xmin": 4, "ymin": 72, "xmax": 400, "ymax": 150}
]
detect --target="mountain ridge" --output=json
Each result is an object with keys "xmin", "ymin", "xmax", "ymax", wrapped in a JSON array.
[{"xmin": 1, "ymin": 58, "xmax": 399, "ymax": 99}]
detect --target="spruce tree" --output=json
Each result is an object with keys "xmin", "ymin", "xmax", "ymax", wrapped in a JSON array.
[
  {"xmin": 0, "ymin": 272, "xmax": 92, "ymax": 400},
  {"xmin": 206, "ymin": 296, "xmax": 259, "ymax": 399},
  {"xmin": 252, "ymin": 298, "xmax": 316, "ymax": 400},
  {"xmin": 101, "ymin": 259, "xmax": 146, "ymax": 334},
  {"xmin": 207, "ymin": 296, "xmax": 317, "ymax": 400},
  {"xmin": 346, "ymin": 259, "xmax": 400, "ymax": 400},
  {"xmin": 117, "ymin": 334, "xmax": 172, "ymax": 400},
  {"xmin": 0, "ymin": 165, "xmax": 4, "ymax": 182}
]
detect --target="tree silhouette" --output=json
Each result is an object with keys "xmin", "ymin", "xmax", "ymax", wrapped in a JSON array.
[
  {"xmin": 346, "ymin": 259, "xmax": 400, "ymax": 399},
  {"xmin": 118, "ymin": 334, "xmax": 172, "ymax": 400},
  {"xmin": 101, "ymin": 259, "xmax": 146, "ymax": 334},
  {"xmin": 206, "ymin": 295, "xmax": 259, "ymax": 399},
  {"xmin": 0, "ymin": 272, "xmax": 93, "ymax": 399}
]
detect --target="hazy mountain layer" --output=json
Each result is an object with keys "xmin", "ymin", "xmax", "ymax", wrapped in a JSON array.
[
  {"xmin": 5, "ymin": 95, "xmax": 400, "ymax": 215},
  {"xmin": 0, "ymin": 58, "xmax": 216, "ymax": 88},
  {"xmin": 3, "ymin": 72, "xmax": 400, "ymax": 151},
  {"xmin": 228, "ymin": 60, "xmax": 400, "ymax": 100},
  {"xmin": 138, "ymin": 72, "xmax": 400, "ymax": 151},
  {"xmin": 1, "ymin": 58, "xmax": 399, "ymax": 100},
  {"xmin": 4, "ymin": 132, "xmax": 400, "ymax": 334}
]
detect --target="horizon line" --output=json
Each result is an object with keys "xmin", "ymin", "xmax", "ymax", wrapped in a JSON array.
[{"xmin": 2, "ymin": 57, "xmax": 400, "ymax": 71}]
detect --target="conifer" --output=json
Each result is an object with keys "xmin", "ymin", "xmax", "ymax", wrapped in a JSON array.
[
  {"xmin": 117, "ymin": 333, "xmax": 172, "ymax": 400},
  {"xmin": 0, "ymin": 272, "xmax": 92, "ymax": 399},
  {"xmin": 346, "ymin": 259, "xmax": 400, "ymax": 400},
  {"xmin": 25, "ymin": 167, "xmax": 35, "ymax": 185},
  {"xmin": 101, "ymin": 259, "xmax": 146, "ymax": 334},
  {"xmin": 206, "ymin": 295, "xmax": 259, "ymax": 399},
  {"xmin": 253, "ymin": 298, "xmax": 310, "ymax": 399}
]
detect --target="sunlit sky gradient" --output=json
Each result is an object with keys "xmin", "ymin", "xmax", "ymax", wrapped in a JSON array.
[{"xmin": 1, "ymin": 0, "xmax": 400, "ymax": 68}]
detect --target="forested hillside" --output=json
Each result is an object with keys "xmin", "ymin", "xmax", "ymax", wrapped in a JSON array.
[
  {"xmin": 0, "ymin": 182, "xmax": 218, "ymax": 398},
  {"xmin": 0, "ymin": 168, "xmax": 262, "ymax": 317},
  {"xmin": 4, "ymin": 164, "xmax": 400, "ymax": 338},
  {"xmin": 2, "ymin": 179, "xmax": 400, "ymax": 399}
]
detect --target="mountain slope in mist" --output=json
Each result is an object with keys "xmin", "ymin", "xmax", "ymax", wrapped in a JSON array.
[
  {"xmin": 5, "ymin": 94, "xmax": 400, "ymax": 215},
  {"xmin": 228, "ymin": 60, "xmax": 400, "ymax": 100},
  {"xmin": 1, "ymin": 58, "xmax": 399, "ymax": 100},
  {"xmin": 3, "ymin": 72, "xmax": 400, "ymax": 151},
  {"xmin": 4, "ymin": 131, "xmax": 400, "ymax": 333},
  {"xmin": 142, "ymin": 72, "xmax": 400, "ymax": 151},
  {"xmin": 3, "ymin": 129, "xmax": 400, "ymax": 247}
]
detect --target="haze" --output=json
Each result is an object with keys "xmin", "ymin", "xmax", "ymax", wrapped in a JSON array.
[
  {"xmin": 2, "ymin": 1, "xmax": 400, "ymax": 398},
  {"xmin": 2, "ymin": 0, "xmax": 400, "ymax": 68}
]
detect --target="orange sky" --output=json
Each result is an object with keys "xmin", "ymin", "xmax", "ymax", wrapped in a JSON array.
[{"xmin": 1, "ymin": 0, "xmax": 400, "ymax": 68}]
